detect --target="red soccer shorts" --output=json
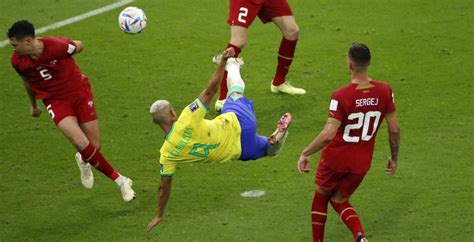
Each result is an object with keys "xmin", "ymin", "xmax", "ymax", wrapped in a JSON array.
[
  {"xmin": 42, "ymin": 85, "xmax": 97, "ymax": 125},
  {"xmin": 228, "ymin": 0, "xmax": 293, "ymax": 28},
  {"xmin": 315, "ymin": 161, "xmax": 367, "ymax": 199}
]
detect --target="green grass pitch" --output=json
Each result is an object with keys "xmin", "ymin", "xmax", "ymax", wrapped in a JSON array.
[{"xmin": 0, "ymin": 0, "xmax": 473, "ymax": 241}]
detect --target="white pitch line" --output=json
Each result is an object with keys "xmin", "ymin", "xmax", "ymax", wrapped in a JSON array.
[{"xmin": 0, "ymin": 0, "xmax": 134, "ymax": 48}]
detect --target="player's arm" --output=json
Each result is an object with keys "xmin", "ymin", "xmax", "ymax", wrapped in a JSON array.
[
  {"xmin": 20, "ymin": 76, "xmax": 41, "ymax": 118},
  {"xmin": 147, "ymin": 175, "xmax": 173, "ymax": 232},
  {"xmin": 297, "ymin": 118, "xmax": 340, "ymax": 173},
  {"xmin": 385, "ymin": 112, "xmax": 400, "ymax": 175},
  {"xmin": 72, "ymin": 40, "xmax": 84, "ymax": 55},
  {"xmin": 198, "ymin": 48, "xmax": 235, "ymax": 107}
]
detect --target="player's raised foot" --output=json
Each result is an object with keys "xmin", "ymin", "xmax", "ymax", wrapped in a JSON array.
[
  {"xmin": 212, "ymin": 54, "xmax": 244, "ymax": 66},
  {"xmin": 356, "ymin": 232, "xmax": 368, "ymax": 242},
  {"xmin": 269, "ymin": 112, "xmax": 292, "ymax": 145},
  {"xmin": 215, "ymin": 99, "xmax": 226, "ymax": 112},
  {"xmin": 118, "ymin": 177, "xmax": 135, "ymax": 202},
  {"xmin": 267, "ymin": 113, "xmax": 292, "ymax": 156},
  {"xmin": 75, "ymin": 152, "xmax": 94, "ymax": 189},
  {"xmin": 271, "ymin": 82, "xmax": 306, "ymax": 95}
]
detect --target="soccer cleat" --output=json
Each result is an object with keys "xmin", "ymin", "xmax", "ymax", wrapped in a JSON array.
[
  {"xmin": 75, "ymin": 152, "xmax": 94, "ymax": 189},
  {"xmin": 267, "ymin": 113, "xmax": 292, "ymax": 156},
  {"xmin": 269, "ymin": 112, "xmax": 292, "ymax": 145},
  {"xmin": 212, "ymin": 54, "xmax": 244, "ymax": 66},
  {"xmin": 215, "ymin": 99, "xmax": 226, "ymax": 112},
  {"xmin": 119, "ymin": 177, "xmax": 136, "ymax": 202},
  {"xmin": 271, "ymin": 82, "xmax": 306, "ymax": 95},
  {"xmin": 356, "ymin": 232, "xmax": 368, "ymax": 242}
]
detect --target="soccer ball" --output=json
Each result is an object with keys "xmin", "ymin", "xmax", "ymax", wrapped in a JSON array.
[{"xmin": 118, "ymin": 7, "xmax": 147, "ymax": 34}]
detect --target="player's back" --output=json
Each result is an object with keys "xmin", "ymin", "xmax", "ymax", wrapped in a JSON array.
[
  {"xmin": 322, "ymin": 80, "xmax": 396, "ymax": 173},
  {"xmin": 11, "ymin": 36, "xmax": 87, "ymax": 99},
  {"xmin": 159, "ymin": 99, "xmax": 242, "ymax": 176}
]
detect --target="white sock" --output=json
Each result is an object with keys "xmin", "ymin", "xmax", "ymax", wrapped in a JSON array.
[
  {"xmin": 226, "ymin": 61, "xmax": 245, "ymax": 93},
  {"xmin": 114, "ymin": 175, "xmax": 125, "ymax": 186}
]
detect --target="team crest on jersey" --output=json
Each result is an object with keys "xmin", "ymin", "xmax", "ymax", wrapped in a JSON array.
[
  {"xmin": 87, "ymin": 100, "xmax": 94, "ymax": 107},
  {"xmin": 188, "ymin": 102, "xmax": 199, "ymax": 112}
]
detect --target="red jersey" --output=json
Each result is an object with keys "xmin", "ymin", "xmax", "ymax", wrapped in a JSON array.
[
  {"xmin": 11, "ymin": 36, "xmax": 88, "ymax": 100},
  {"xmin": 320, "ymin": 80, "xmax": 396, "ymax": 174}
]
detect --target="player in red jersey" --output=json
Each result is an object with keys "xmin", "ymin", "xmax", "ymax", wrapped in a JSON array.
[
  {"xmin": 297, "ymin": 43, "xmax": 401, "ymax": 242},
  {"xmin": 213, "ymin": 0, "xmax": 306, "ymax": 112},
  {"xmin": 8, "ymin": 20, "xmax": 135, "ymax": 202}
]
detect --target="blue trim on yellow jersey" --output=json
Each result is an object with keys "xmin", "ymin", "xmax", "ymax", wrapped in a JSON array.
[
  {"xmin": 165, "ymin": 123, "xmax": 175, "ymax": 141},
  {"xmin": 197, "ymin": 97, "xmax": 209, "ymax": 112}
]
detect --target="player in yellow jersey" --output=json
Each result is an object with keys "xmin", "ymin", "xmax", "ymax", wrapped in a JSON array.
[{"xmin": 146, "ymin": 48, "xmax": 292, "ymax": 232}]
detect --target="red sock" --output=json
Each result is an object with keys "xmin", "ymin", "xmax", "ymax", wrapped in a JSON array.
[
  {"xmin": 273, "ymin": 38, "xmax": 298, "ymax": 86},
  {"xmin": 219, "ymin": 43, "xmax": 241, "ymax": 100},
  {"xmin": 219, "ymin": 72, "xmax": 229, "ymax": 100},
  {"xmin": 330, "ymin": 200, "xmax": 365, "ymax": 240},
  {"xmin": 80, "ymin": 143, "xmax": 119, "ymax": 181},
  {"xmin": 311, "ymin": 191, "xmax": 330, "ymax": 242}
]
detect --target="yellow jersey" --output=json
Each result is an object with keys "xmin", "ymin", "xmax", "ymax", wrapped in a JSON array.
[{"xmin": 159, "ymin": 98, "xmax": 242, "ymax": 176}]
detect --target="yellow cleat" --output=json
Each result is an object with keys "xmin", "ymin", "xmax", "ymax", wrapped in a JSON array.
[{"xmin": 271, "ymin": 82, "xmax": 306, "ymax": 95}]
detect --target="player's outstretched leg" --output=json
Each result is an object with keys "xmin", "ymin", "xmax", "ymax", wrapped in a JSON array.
[
  {"xmin": 225, "ymin": 57, "xmax": 246, "ymax": 98},
  {"xmin": 266, "ymin": 112, "xmax": 292, "ymax": 156},
  {"xmin": 214, "ymin": 44, "xmax": 242, "ymax": 112},
  {"xmin": 75, "ymin": 152, "xmax": 94, "ymax": 189}
]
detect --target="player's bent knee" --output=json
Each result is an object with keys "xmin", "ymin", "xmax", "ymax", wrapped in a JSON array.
[
  {"xmin": 284, "ymin": 27, "xmax": 300, "ymax": 41},
  {"xmin": 330, "ymin": 193, "xmax": 348, "ymax": 203},
  {"xmin": 316, "ymin": 186, "xmax": 332, "ymax": 196}
]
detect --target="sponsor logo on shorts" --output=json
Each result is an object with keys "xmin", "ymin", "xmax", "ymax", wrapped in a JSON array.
[{"xmin": 88, "ymin": 100, "xmax": 94, "ymax": 107}]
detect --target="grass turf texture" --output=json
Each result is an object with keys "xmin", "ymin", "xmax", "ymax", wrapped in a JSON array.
[{"xmin": 0, "ymin": 0, "xmax": 473, "ymax": 241}]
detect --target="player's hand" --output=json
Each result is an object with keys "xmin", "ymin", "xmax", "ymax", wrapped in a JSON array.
[
  {"xmin": 222, "ymin": 47, "xmax": 236, "ymax": 60},
  {"xmin": 297, "ymin": 154, "xmax": 311, "ymax": 173},
  {"xmin": 386, "ymin": 158, "xmax": 397, "ymax": 175},
  {"xmin": 146, "ymin": 215, "xmax": 163, "ymax": 232},
  {"xmin": 30, "ymin": 106, "xmax": 41, "ymax": 118}
]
